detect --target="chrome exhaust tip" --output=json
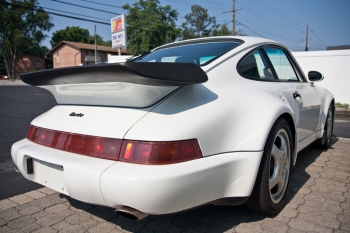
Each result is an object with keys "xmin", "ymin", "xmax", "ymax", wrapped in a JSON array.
[{"xmin": 115, "ymin": 205, "xmax": 148, "ymax": 220}]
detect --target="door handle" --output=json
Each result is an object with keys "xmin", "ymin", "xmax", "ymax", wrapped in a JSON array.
[{"xmin": 293, "ymin": 91, "xmax": 301, "ymax": 99}]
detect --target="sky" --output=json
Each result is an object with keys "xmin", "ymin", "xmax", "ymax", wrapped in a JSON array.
[{"xmin": 36, "ymin": 0, "xmax": 350, "ymax": 52}]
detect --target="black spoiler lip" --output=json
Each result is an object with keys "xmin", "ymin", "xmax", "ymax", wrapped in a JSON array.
[{"xmin": 20, "ymin": 62, "xmax": 208, "ymax": 86}]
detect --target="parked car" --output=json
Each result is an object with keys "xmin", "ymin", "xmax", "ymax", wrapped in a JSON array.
[{"xmin": 12, "ymin": 36, "xmax": 334, "ymax": 219}]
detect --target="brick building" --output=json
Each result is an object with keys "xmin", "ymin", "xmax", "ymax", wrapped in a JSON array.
[
  {"xmin": 15, "ymin": 53, "xmax": 46, "ymax": 78},
  {"xmin": 46, "ymin": 41, "xmax": 128, "ymax": 68}
]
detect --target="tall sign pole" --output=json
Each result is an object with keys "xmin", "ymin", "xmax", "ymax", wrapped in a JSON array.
[{"xmin": 94, "ymin": 25, "xmax": 97, "ymax": 63}]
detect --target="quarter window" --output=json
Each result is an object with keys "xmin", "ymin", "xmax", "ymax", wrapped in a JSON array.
[
  {"xmin": 264, "ymin": 48, "xmax": 298, "ymax": 82},
  {"xmin": 237, "ymin": 49, "xmax": 276, "ymax": 80}
]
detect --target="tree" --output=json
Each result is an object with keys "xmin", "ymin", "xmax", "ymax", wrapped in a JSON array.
[
  {"xmin": 123, "ymin": 0, "xmax": 181, "ymax": 55},
  {"xmin": 212, "ymin": 23, "xmax": 232, "ymax": 36},
  {"xmin": 50, "ymin": 26, "xmax": 112, "ymax": 48},
  {"xmin": 181, "ymin": 5, "xmax": 218, "ymax": 40},
  {"xmin": 50, "ymin": 26, "xmax": 90, "ymax": 48},
  {"xmin": 212, "ymin": 24, "xmax": 246, "ymax": 36},
  {"xmin": 182, "ymin": 6, "xmax": 246, "ymax": 39},
  {"xmin": 27, "ymin": 44, "xmax": 50, "ymax": 57},
  {"xmin": 87, "ymin": 34, "xmax": 112, "ymax": 47},
  {"xmin": 0, "ymin": 0, "xmax": 54, "ymax": 79}
]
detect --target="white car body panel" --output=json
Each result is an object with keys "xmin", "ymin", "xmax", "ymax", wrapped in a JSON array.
[
  {"xmin": 12, "ymin": 139, "xmax": 115, "ymax": 205},
  {"xmin": 11, "ymin": 36, "xmax": 334, "ymax": 215},
  {"xmin": 12, "ymin": 139, "xmax": 262, "ymax": 214},
  {"xmin": 31, "ymin": 105, "xmax": 154, "ymax": 139},
  {"xmin": 40, "ymin": 82, "xmax": 179, "ymax": 107}
]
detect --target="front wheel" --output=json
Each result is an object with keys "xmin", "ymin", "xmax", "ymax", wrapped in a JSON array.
[{"xmin": 245, "ymin": 118, "xmax": 293, "ymax": 214}]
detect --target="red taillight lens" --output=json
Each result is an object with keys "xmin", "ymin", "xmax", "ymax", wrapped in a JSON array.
[
  {"xmin": 27, "ymin": 125, "xmax": 122, "ymax": 160},
  {"xmin": 119, "ymin": 139, "xmax": 202, "ymax": 164},
  {"xmin": 26, "ymin": 125, "xmax": 203, "ymax": 164}
]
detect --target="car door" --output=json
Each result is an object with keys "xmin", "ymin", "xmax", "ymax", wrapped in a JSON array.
[{"xmin": 263, "ymin": 47, "xmax": 322, "ymax": 143}]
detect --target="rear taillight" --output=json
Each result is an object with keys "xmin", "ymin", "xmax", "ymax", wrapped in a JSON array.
[
  {"xmin": 26, "ymin": 125, "xmax": 202, "ymax": 164},
  {"xmin": 119, "ymin": 140, "xmax": 202, "ymax": 165},
  {"xmin": 27, "ymin": 125, "xmax": 122, "ymax": 160}
]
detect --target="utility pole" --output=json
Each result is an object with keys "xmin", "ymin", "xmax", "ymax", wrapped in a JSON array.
[
  {"xmin": 94, "ymin": 25, "xmax": 97, "ymax": 64},
  {"xmin": 223, "ymin": 0, "xmax": 241, "ymax": 35},
  {"xmin": 232, "ymin": 0, "xmax": 235, "ymax": 34},
  {"xmin": 305, "ymin": 25, "xmax": 309, "ymax": 51}
]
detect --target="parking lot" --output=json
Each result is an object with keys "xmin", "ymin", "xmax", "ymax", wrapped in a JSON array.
[{"xmin": 0, "ymin": 84, "xmax": 349, "ymax": 232}]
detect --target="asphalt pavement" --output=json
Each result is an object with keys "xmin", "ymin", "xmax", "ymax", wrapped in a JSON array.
[{"xmin": 0, "ymin": 85, "xmax": 56, "ymax": 199}]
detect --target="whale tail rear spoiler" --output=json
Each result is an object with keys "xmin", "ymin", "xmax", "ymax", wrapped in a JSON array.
[
  {"xmin": 20, "ymin": 62, "xmax": 208, "ymax": 108},
  {"xmin": 20, "ymin": 62, "xmax": 208, "ymax": 86}
]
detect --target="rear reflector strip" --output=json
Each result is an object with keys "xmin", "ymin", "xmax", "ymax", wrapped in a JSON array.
[
  {"xmin": 27, "ymin": 125, "xmax": 203, "ymax": 164},
  {"xmin": 27, "ymin": 125, "xmax": 122, "ymax": 160}
]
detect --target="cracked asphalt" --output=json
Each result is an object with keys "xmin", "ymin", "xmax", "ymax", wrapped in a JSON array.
[{"xmin": 0, "ymin": 83, "xmax": 349, "ymax": 232}]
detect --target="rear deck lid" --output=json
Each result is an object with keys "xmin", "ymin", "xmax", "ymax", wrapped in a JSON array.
[{"xmin": 20, "ymin": 62, "xmax": 208, "ymax": 108}]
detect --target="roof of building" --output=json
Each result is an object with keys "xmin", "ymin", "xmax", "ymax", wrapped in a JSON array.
[
  {"xmin": 326, "ymin": 45, "xmax": 350, "ymax": 50},
  {"xmin": 45, "ymin": 41, "xmax": 128, "ymax": 57}
]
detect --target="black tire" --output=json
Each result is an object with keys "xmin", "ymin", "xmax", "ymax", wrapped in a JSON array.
[
  {"xmin": 245, "ymin": 118, "xmax": 293, "ymax": 215},
  {"xmin": 318, "ymin": 104, "xmax": 334, "ymax": 148}
]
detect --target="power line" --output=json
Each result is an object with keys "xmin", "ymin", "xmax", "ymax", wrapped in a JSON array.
[
  {"xmin": 237, "ymin": 21, "xmax": 302, "ymax": 43},
  {"xmin": 252, "ymin": 0, "xmax": 305, "ymax": 29},
  {"xmin": 254, "ymin": 0, "xmax": 305, "ymax": 26},
  {"xmin": 51, "ymin": 0, "xmax": 120, "ymax": 15},
  {"xmin": 80, "ymin": 0, "xmax": 123, "ymax": 9},
  {"xmin": 236, "ymin": 21, "xmax": 265, "ymax": 38},
  {"xmin": 6, "ymin": 1, "xmax": 181, "ymax": 37},
  {"xmin": 41, "ymin": 6, "xmax": 109, "ymax": 22},
  {"xmin": 311, "ymin": 30, "xmax": 326, "ymax": 47},
  {"xmin": 236, "ymin": 2, "xmax": 301, "ymax": 32},
  {"xmin": 160, "ymin": 0, "xmax": 226, "ymax": 11},
  {"xmin": 237, "ymin": 14, "xmax": 301, "ymax": 40}
]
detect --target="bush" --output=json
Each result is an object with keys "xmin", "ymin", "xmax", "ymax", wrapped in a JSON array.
[{"xmin": 335, "ymin": 102, "xmax": 349, "ymax": 109}]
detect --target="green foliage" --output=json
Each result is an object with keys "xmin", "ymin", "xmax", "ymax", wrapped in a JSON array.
[
  {"xmin": 181, "ymin": 5, "xmax": 218, "ymax": 39},
  {"xmin": 335, "ymin": 102, "xmax": 349, "ymax": 109},
  {"xmin": 50, "ymin": 26, "xmax": 112, "ymax": 48},
  {"xmin": 0, "ymin": 0, "xmax": 54, "ymax": 79},
  {"xmin": 26, "ymin": 44, "xmax": 50, "ymax": 57},
  {"xmin": 212, "ymin": 23, "xmax": 232, "ymax": 36},
  {"xmin": 182, "ymin": 5, "xmax": 245, "ymax": 39},
  {"xmin": 235, "ymin": 29, "xmax": 247, "ymax": 36},
  {"xmin": 123, "ymin": 0, "xmax": 181, "ymax": 55},
  {"xmin": 50, "ymin": 26, "xmax": 90, "ymax": 48}
]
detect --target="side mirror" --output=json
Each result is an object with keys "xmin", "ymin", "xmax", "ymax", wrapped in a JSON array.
[{"xmin": 308, "ymin": 71, "xmax": 324, "ymax": 82}]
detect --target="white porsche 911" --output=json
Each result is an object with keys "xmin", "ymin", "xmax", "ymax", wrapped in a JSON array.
[{"xmin": 12, "ymin": 36, "xmax": 334, "ymax": 220}]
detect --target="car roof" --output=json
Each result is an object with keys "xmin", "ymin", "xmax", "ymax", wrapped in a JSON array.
[{"xmin": 152, "ymin": 36, "xmax": 277, "ymax": 51}]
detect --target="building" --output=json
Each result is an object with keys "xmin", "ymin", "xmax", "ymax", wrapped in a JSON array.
[
  {"xmin": 15, "ymin": 53, "xmax": 46, "ymax": 78},
  {"xmin": 326, "ymin": 45, "xmax": 350, "ymax": 50},
  {"xmin": 45, "ymin": 41, "xmax": 128, "ymax": 68}
]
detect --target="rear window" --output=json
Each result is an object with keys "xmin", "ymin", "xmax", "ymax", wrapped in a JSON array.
[{"xmin": 132, "ymin": 41, "xmax": 241, "ymax": 66}]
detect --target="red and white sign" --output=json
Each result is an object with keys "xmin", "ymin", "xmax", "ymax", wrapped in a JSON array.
[
  {"xmin": 111, "ymin": 15, "xmax": 125, "ymax": 33},
  {"xmin": 111, "ymin": 14, "xmax": 127, "ymax": 48}
]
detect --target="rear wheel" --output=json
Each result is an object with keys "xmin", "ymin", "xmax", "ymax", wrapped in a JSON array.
[
  {"xmin": 319, "ymin": 104, "xmax": 334, "ymax": 148},
  {"xmin": 246, "ymin": 118, "xmax": 292, "ymax": 214}
]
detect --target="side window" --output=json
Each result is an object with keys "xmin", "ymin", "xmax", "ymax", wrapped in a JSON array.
[
  {"xmin": 237, "ymin": 49, "xmax": 276, "ymax": 80},
  {"xmin": 264, "ymin": 48, "xmax": 299, "ymax": 82}
]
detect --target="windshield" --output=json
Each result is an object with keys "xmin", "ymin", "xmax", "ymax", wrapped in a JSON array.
[{"xmin": 133, "ymin": 40, "xmax": 242, "ymax": 66}]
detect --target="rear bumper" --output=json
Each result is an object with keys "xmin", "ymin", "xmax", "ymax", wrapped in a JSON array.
[{"xmin": 12, "ymin": 139, "xmax": 262, "ymax": 214}]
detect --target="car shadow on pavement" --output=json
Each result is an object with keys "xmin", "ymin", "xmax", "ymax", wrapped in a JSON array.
[{"xmin": 56, "ymin": 137, "xmax": 340, "ymax": 232}]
